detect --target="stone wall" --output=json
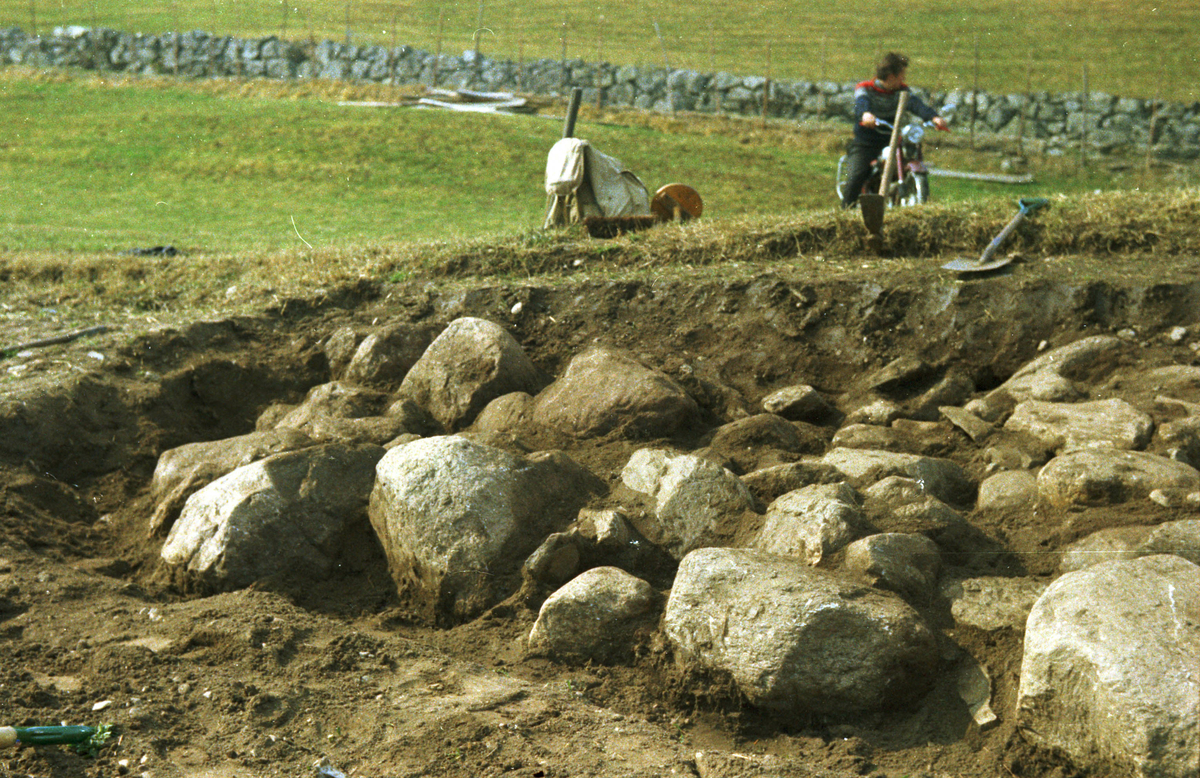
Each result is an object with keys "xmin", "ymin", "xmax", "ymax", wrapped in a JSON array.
[{"xmin": 4, "ymin": 25, "xmax": 1198, "ymax": 160}]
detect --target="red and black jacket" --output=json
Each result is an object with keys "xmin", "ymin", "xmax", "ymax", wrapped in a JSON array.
[{"xmin": 852, "ymin": 79, "xmax": 938, "ymax": 144}]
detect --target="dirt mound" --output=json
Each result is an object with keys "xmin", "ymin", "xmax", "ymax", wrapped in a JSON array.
[{"xmin": 1, "ymin": 257, "xmax": 1197, "ymax": 778}]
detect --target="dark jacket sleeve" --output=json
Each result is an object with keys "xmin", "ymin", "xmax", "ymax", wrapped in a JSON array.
[{"xmin": 906, "ymin": 92, "xmax": 938, "ymax": 122}]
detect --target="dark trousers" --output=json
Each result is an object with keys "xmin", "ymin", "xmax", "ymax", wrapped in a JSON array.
[{"xmin": 841, "ymin": 140, "xmax": 887, "ymax": 208}]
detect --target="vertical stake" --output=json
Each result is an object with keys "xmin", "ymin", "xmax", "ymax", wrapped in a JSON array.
[
  {"xmin": 1017, "ymin": 49, "xmax": 1032, "ymax": 158},
  {"xmin": 1080, "ymin": 63, "xmax": 1089, "ymax": 168},
  {"xmin": 653, "ymin": 20, "xmax": 670, "ymax": 70},
  {"xmin": 818, "ymin": 35, "xmax": 828, "ymax": 120},
  {"xmin": 433, "ymin": 6, "xmax": 444, "ymax": 86},
  {"xmin": 472, "ymin": 0, "xmax": 484, "ymax": 60},
  {"xmin": 345, "ymin": 1, "xmax": 352, "ymax": 47},
  {"xmin": 29, "ymin": 0, "xmax": 37, "ymax": 37},
  {"xmin": 761, "ymin": 41, "xmax": 771, "ymax": 127},
  {"xmin": 595, "ymin": 14, "xmax": 605, "ymax": 109},
  {"xmin": 1146, "ymin": 90, "xmax": 1160, "ymax": 172},
  {"xmin": 970, "ymin": 35, "xmax": 979, "ymax": 150}
]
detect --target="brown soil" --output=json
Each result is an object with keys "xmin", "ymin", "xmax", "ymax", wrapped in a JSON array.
[{"xmin": 2, "ymin": 250, "xmax": 1198, "ymax": 778}]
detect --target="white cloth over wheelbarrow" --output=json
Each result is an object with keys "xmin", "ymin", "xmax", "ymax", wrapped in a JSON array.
[{"xmin": 543, "ymin": 137, "xmax": 652, "ymax": 228}]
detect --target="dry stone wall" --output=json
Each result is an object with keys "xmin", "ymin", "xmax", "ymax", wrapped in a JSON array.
[{"xmin": 4, "ymin": 25, "xmax": 1199, "ymax": 160}]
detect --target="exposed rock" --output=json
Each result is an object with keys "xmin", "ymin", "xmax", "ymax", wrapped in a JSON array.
[
  {"xmin": 739, "ymin": 459, "xmax": 846, "ymax": 508},
  {"xmin": 148, "ymin": 428, "xmax": 316, "ymax": 536},
  {"xmin": 821, "ymin": 447, "xmax": 975, "ymax": 507},
  {"xmin": 976, "ymin": 470, "xmax": 1039, "ymax": 512},
  {"xmin": 865, "ymin": 356, "xmax": 933, "ymax": 395},
  {"xmin": 275, "ymin": 381, "xmax": 391, "ymax": 429},
  {"xmin": 160, "ymin": 443, "xmax": 385, "ymax": 590},
  {"xmin": 955, "ymin": 655, "xmax": 998, "ymax": 729},
  {"xmin": 761, "ymin": 384, "xmax": 839, "ymax": 424},
  {"xmin": 1037, "ymin": 449, "xmax": 1200, "ymax": 509},
  {"xmin": 1153, "ymin": 414, "xmax": 1200, "ymax": 466},
  {"xmin": 472, "ymin": 391, "xmax": 535, "ymax": 434},
  {"xmin": 844, "ymin": 399, "xmax": 903, "ymax": 426},
  {"xmin": 751, "ymin": 483, "xmax": 868, "ymax": 565},
  {"xmin": 1058, "ymin": 519, "xmax": 1200, "ymax": 572},
  {"xmin": 523, "ymin": 531, "xmax": 583, "ymax": 589},
  {"xmin": 368, "ymin": 436, "xmax": 605, "ymax": 624},
  {"xmin": 322, "ymin": 325, "xmax": 360, "ymax": 378},
  {"xmin": 620, "ymin": 449, "xmax": 754, "ymax": 559},
  {"xmin": 1017, "ymin": 556, "xmax": 1200, "ymax": 778},
  {"xmin": 342, "ymin": 322, "xmax": 434, "ymax": 389},
  {"xmin": 703, "ymin": 413, "xmax": 823, "ymax": 473},
  {"xmin": 663, "ymin": 547, "xmax": 939, "ymax": 713},
  {"xmin": 527, "ymin": 567, "xmax": 658, "ymax": 663},
  {"xmin": 832, "ymin": 420, "xmax": 952, "ymax": 457},
  {"xmin": 939, "ymin": 405, "xmax": 995, "ymax": 443},
  {"xmin": 398, "ymin": 317, "xmax": 546, "ymax": 432},
  {"xmin": 1003, "ymin": 398, "xmax": 1154, "ymax": 453},
  {"xmin": 842, "ymin": 533, "xmax": 941, "ymax": 603},
  {"xmin": 532, "ymin": 347, "xmax": 699, "ymax": 439},
  {"xmin": 939, "ymin": 575, "xmax": 1048, "ymax": 631}
]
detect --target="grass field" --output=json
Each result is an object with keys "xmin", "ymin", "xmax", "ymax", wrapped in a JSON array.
[
  {"xmin": 0, "ymin": 68, "xmax": 1184, "ymax": 255},
  {"xmin": 2, "ymin": 1, "xmax": 1198, "ymax": 101}
]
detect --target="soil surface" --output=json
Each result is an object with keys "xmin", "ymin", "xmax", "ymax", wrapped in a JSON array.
[{"xmin": 2, "ymin": 250, "xmax": 1199, "ymax": 778}]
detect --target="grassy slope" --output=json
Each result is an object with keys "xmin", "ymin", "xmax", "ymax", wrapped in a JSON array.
[
  {"xmin": 3, "ymin": 0, "xmax": 1197, "ymax": 100},
  {"xmin": 0, "ymin": 70, "xmax": 1180, "ymax": 254}
]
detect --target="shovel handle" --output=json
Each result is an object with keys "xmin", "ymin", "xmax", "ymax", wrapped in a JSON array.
[{"xmin": 877, "ymin": 91, "xmax": 909, "ymax": 196}]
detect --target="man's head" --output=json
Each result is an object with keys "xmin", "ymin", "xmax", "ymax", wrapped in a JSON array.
[{"xmin": 875, "ymin": 52, "xmax": 909, "ymax": 87}]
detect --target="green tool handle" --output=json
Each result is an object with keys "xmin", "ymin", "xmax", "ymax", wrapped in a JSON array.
[{"xmin": 1, "ymin": 725, "xmax": 99, "ymax": 747}]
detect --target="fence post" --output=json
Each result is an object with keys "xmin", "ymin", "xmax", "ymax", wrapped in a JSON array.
[
  {"xmin": 761, "ymin": 41, "xmax": 771, "ymax": 127},
  {"xmin": 1146, "ymin": 92, "xmax": 1160, "ymax": 171},
  {"xmin": 1080, "ymin": 64, "xmax": 1089, "ymax": 168},
  {"xmin": 970, "ymin": 35, "xmax": 979, "ymax": 150}
]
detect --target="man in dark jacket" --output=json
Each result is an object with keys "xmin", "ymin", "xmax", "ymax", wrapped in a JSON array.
[{"xmin": 841, "ymin": 52, "xmax": 948, "ymax": 209}]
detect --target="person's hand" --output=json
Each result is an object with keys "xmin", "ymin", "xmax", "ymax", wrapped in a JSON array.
[
  {"xmin": 860, "ymin": 111, "xmax": 878, "ymax": 128},
  {"xmin": 932, "ymin": 116, "xmax": 950, "ymax": 131}
]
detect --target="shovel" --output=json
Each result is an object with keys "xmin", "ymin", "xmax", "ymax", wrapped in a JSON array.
[
  {"xmin": 859, "ymin": 91, "xmax": 909, "ymax": 247},
  {"xmin": 942, "ymin": 197, "xmax": 1050, "ymax": 274}
]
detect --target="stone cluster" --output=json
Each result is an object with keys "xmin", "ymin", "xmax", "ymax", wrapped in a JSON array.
[{"xmin": 2, "ymin": 25, "xmax": 1197, "ymax": 158}]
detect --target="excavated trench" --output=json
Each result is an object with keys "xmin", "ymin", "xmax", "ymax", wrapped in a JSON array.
[{"xmin": 1, "ymin": 269, "xmax": 1197, "ymax": 777}]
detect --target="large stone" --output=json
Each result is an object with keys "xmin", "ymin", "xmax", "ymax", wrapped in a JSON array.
[
  {"xmin": 939, "ymin": 575, "xmax": 1049, "ymax": 632},
  {"xmin": 342, "ymin": 322, "xmax": 434, "ymax": 390},
  {"xmin": 663, "ymin": 548, "xmax": 939, "ymax": 713},
  {"xmin": 842, "ymin": 533, "xmax": 941, "ymax": 603},
  {"xmin": 1017, "ymin": 556, "xmax": 1200, "ymax": 778},
  {"xmin": 527, "ymin": 567, "xmax": 658, "ymax": 663},
  {"xmin": 738, "ymin": 459, "xmax": 845, "ymax": 507},
  {"xmin": 1059, "ymin": 519, "xmax": 1200, "ymax": 572},
  {"xmin": 160, "ymin": 443, "xmax": 385, "ymax": 590},
  {"xmin": 368, "ymin": 436, "xmax": 604, "ymax": 624},
  {"xmin": 821, "ymin": 447, "xmax": 975, "ymax": 507},
  {"xmin": 148, "ymin": 428, "xmax": 315, "ymax": 535},
  {"xmin": 761, "ymin": 384, "xmax": 838, "ymax": 424},
  {"xmin": 398, "ymin": 317, "xmax": 545, "ymax": 432},
  {"xmin": 532, "ymin": 347, "xmax": 699, "ymax": 439},
  {"xmin": 1037, "ymin": 449, "xmax": 1200, "ymax": 509},
  {"xmin": 751, "ymin": 483, "xmax": 868, "ymax": 565},
  {"xmin": 620, "ymin": 449, "xmax": 754, "ymax": 559},
  {"xmin": 1004, "ymin": 398, "xmax": 1154, "ymax": 453},
  {"xmin": 703, "ymin": 413, "xmax": 821, "ymax": 473}
]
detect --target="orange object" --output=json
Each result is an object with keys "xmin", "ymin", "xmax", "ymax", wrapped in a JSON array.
[{"xmin": 651, "ymin": 183, "xmax": 703, "ymax": 221}]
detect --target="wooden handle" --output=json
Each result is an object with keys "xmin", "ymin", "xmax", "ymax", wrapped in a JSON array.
[{"xmin": 877, "ymin": 91, "xmax": 909, "ymax": 196}]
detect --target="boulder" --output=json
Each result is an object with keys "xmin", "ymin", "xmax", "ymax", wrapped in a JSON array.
[
  {"xmin": 703, "ymin": 413, "xmax": 822, "ymax": 473},
  {"xmin": 738, "ymin": 459, "xmax": 845, "ymax": 508},
  {"xmin": 160, "ymin": 443, "xmax": 386, "ymax": 590},
  {"xmin": 976, "ymin": 470, "xmax": 1039, "ymax": 512},
  {"xmin": 1017, "ymin": 556, "xmax": 1200, "ymax": 778},
  {"xmin": 148, "ymin": 428, "xmax": 315, "ymax": 535},
  {"xmin": 939, "ymin": 575, "xmax": 1048, "ymax": 632},
  {"xmin": 831, "ymin": 421, "xmax": 953, "ymax": 457},
  {"xmin": 532, "ymin": 347, "xmax": 699, "ymax": 439},
  {"xmin": 342, "ymin": 322, "xmax": 434, "ymax": 389},
  {"xmin": 1153, "ymin": 415, "xmax": 1200, "ymax": 466},
  {"xmin": 527, "ymin": 567, "xmax": 659, "ymax": 663},
  {"xmin": 1037, "ymin": 449, "xmax": 1200, "ymax": 509},
  {"xmin": 1059, "ymin": 519, "xmax": 1200, "ymax": 572},
  {"xmin": 821, "ymin": 447, "xmax": 975, "ymax": 507},
  {"xmin": 368, "ymin": 436, "xmax": 605, "ymax": 624},
  {"xmin": 751, "ymin": 483, "xmax": 868, "ymax": 565},
  {"xmin": 620, "ymin": 449, "xmax": 754, "ymax": 558},
  {"xmin": 275, "ymin": 381, "xmax": 391, "ymax": 428},
  {"xmin": 761, "ymin": 384, "xmax": 839, "ymax": 424},
  {"xmin": 663, "ymin": 548, "xmax": 939, "ymax": 713},
  {"xmin": 973, "ymin": 335, "xmax": 1125, "ymax": 421},
  {"xmin": 842, "ymin": 533, "xmax": 941, "ymax": 603},
  {"xmin": 398, "ymin": 317, "xmax": 545, "ymax": 432},
  {"xmin": 471, "ymin": 391, "xmax": 535, "ymax": 434},
  {"xmin": 1003, "ymin": 398, "xmax": 1154, "ymax": 453}
]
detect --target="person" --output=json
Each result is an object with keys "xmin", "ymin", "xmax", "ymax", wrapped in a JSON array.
[{"xmin": 841, "ymin": 52, "xmax": 948, "ymax": 209}]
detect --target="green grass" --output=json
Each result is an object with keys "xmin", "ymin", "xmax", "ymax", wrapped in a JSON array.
[
  {"xmin": 3, "ymin": 0, "xmax": 1198, "ymax": 101},
  {"xmin": 0, "ymin": 69, "xmax": 1190, "ymax": 255}
]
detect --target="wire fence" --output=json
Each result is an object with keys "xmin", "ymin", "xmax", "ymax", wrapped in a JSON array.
[{"xmin": 5, "ymin": 0, "xmax": 1199, "ymax": 103}]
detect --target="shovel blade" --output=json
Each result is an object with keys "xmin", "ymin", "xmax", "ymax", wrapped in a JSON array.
[
  {"xmin": 942, "ymin": 255, "xmax": 1014, "ymax": 273},
  {"xmin": 859, "ymin": 193, "xmax": 885, "ymax": 237}
]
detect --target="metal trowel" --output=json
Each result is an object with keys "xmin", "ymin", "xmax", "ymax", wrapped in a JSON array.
[{"xmin": 943, "ymin": 197, "xmax": 1050, "ymax": 274}]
